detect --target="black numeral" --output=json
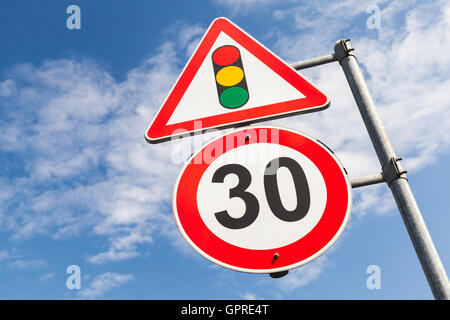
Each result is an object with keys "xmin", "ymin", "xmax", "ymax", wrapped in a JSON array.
[
  {"xmin": 211, "ymin": 157, "xmax": 311, "ymax": 229},
  {"xmin": 212, "ymin": 164, "xmax": 259, "ymax": 229},
  {"xmin": 264, "ymin": 157, "xmax": 310, "ymax": 222}
]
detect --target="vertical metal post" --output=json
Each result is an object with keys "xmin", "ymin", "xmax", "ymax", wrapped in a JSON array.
[{"xmin": 334, "ymin": 39, "xmax": 450, "ymax": 300}]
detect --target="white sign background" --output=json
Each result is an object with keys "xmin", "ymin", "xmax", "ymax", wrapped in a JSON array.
[{"xmin": 197, "ymin": 143, "xmax": 327, "ymax": 250}]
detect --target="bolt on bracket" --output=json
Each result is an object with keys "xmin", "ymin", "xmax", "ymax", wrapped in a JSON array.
[
  {"xmin": 382, "ymin": 157, "xmax": 407, "ymax": 185},
  {"xmin": 334, "ymin": 39, "xmax": 356, "ymax": 64}
]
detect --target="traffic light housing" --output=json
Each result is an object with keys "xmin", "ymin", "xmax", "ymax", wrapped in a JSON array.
[{"xmin": 212, "ymin": 45, "xmax": 249, "ymax": 109}]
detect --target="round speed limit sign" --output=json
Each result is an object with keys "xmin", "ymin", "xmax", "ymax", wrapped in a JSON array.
[{"xmin": 173, "ymin": 126, "xmax": 352, "ymax": 273}]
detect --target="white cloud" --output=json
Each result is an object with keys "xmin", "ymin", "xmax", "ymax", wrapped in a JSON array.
[
  {"xmin": 0, "ymin": 79, "xmax": 16, "ymax": 97},
  {"xmin": 215, "ymin": 0, "xmax": 282, "ymax": 15},
  {"xmin": 0, "ymin": 249, "xmax": 49, "ymax": 273},
  {"xmin": 177, "ymin": 24, "xmax": 205, "ymax": 57},
  {"xmin": 9, "ymin": 259, "xmax": 46, "ymax": 270},
  {"xmin": 0, "ymin": 250, "xmax": 9, "ymax": 261},
  {"xmin": 239, "ymin": 291, "xmax": 260, "ymax": 300},
  {"xmin": 77, "ymin": 272, "xmax": 134, "ymax": 299},
  {"xmin": 38, "ymin": 272, "xmax": 55, "ymax": 282},
  {"xmin": 356, "ymin": 1, "xmax": 450, "ymax": 171},
  {"xmin": 276, "ymin": 255, "xmax": 328, "ymax": 292},
  {"xmin": 0, "ymin": 37, "xmax": 187, "ymax": 262}
]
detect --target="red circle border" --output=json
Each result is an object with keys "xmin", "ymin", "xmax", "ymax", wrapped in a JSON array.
[{"xmin": 173, "ymin": 127, "xmax": 351, "ymax": 273}]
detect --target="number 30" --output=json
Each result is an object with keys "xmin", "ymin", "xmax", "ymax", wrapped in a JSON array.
[{"xmin": 212, "ymin": 157, "xmax": 311, "ymax": 229}]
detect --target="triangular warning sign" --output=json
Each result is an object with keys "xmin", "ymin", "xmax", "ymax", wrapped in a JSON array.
[{"xmin": 145, "ymin": 17, "xmax": 329, "ymax": 144}]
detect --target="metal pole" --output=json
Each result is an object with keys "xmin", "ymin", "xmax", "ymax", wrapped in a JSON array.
[
  {"xmin": 290, "ymin": 54, "xmax": 337, "ymax": 70},
  {"xmin": 334, "ymin": 39, "xmax": 450, "ymax": 300},
  {"xmin": 350, "ymin": 173, "xmax": 384, "ymax": 189}
]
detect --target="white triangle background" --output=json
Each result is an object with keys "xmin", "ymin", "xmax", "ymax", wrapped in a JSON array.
[{"xmin": 167, "ymin": 32, "xmax": 305, "ymax": 125}]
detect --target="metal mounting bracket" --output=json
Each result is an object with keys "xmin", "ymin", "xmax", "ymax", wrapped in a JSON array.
[
  {"xmin": 334, "ymin": 39, "xmax": 356, "ymax": 64},
  {"xmin": 382, "ymin": 157, "xmax": 407, "ymax": 185}
]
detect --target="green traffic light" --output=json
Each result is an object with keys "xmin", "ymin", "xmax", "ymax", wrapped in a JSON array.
[{"xmin": 219, "ymin": 87, "xmax": 249, "ymax": 109}]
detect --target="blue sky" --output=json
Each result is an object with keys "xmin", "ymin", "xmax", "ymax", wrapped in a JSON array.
[{"xmin": 0, "ymin": 0, "xmax": 449, "ymax": 299}]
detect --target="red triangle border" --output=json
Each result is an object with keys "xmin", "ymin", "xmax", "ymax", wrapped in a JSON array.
[{"xmin": 146, "ymin": 17, "xmax": 329, "ymax": 143}]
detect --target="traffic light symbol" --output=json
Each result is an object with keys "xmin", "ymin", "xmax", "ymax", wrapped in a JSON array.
[{"xmin": 212, "ymin": 45, "xmax": 249, "ymax": 109}]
